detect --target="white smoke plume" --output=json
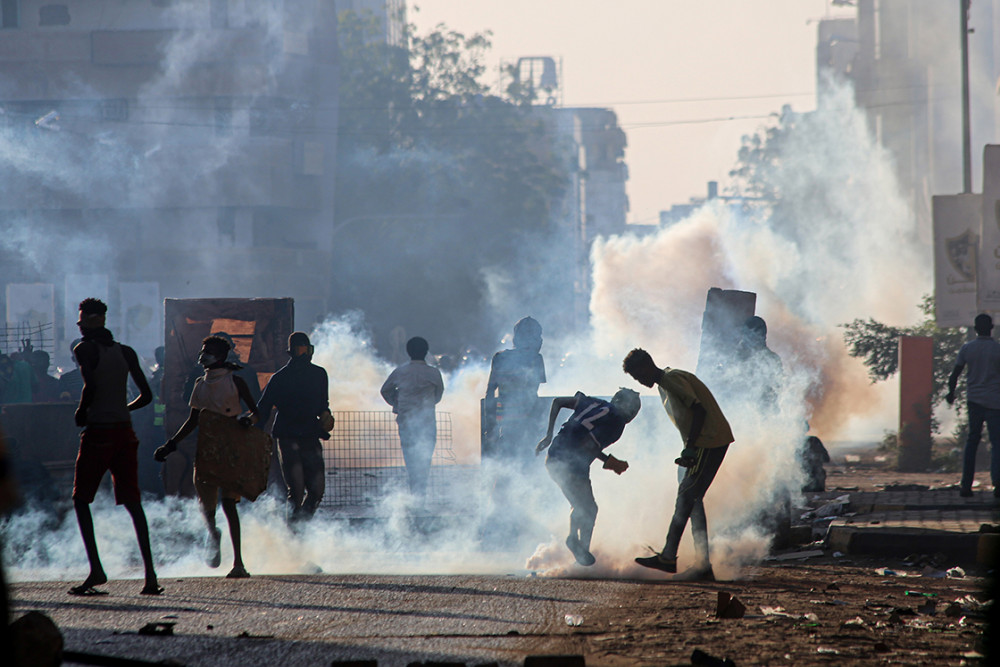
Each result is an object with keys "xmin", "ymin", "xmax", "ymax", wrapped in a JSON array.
[{"xmin": 2, "ymin": 70, "xmax": 929, "ymax": 583}]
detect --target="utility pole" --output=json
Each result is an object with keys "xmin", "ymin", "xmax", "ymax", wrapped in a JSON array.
[{"xmin": 961, "ymin": 0, "xmax": 972, "ymax": 193}]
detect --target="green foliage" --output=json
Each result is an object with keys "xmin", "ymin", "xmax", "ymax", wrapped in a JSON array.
[
  {"xmin": 332, "ymin": 10, "xmax": 572, "ymax": 353},
  {"xmin": 841, "ymin": 295, "xmax": 970, "ymax": 428}
]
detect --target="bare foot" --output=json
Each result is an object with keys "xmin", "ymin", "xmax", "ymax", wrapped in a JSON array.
[
  {"xmin": 226, "ymin": 565, "xmax": 250, "ymax": 579},
  {"xmin": 141, "ymin": 580, "xmax": 164, "ymax": 595},
  {"xmin": 69, "ymin": 570, "xmax": 108, "ymax": 595}
]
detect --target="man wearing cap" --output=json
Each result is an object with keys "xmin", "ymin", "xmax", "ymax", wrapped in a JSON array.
[
  {"xmin": 380, "ymin": 336, "xmax": 445, "ymax": 499},
  {"xmin": 256, "ymin": 332, "xmax": 334, "ymax": 521},
  {"xmin": 947, "ymin": 313, "xmax": 1000, "ymax": 497}
]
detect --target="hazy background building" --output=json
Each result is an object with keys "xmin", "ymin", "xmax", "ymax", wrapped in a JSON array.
[
  {"xmin": 0, "ymin": 1, "xmax": 339, "ymax": 363},
  {"xmin": 817, "ymin": 0, "xmax": 1000, "ymax": 240}
]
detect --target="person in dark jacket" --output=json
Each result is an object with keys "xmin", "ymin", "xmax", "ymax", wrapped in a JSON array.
[{"xmin": 256, "ymin": 332, "xmax": 333, "ymax": 521}]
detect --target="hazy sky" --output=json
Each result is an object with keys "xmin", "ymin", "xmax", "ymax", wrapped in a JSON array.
[{"xmin": 410, "ymin": 0, "xmax": 854, "ymax": 224}]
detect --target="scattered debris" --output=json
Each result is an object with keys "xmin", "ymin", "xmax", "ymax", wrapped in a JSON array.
[
  {"xmin": 759, "ymin": 606, "xmax": 818, "ymax": 622},
  {"xmin": 766, "ymin": 549, "xmax": 825, "ymax": 562},
  {"xmin": 138, "ymin": 621, "xmax": 175, "ymax": 636},
  {"xmin": 690, "ymin": 648, "xmax": 737, "ymax": 667},
  {"xmin": 946, "ymin": 566, "xmax": 966, "ymax": 579},
  {"xmin": 812, "ymin": 495, "xmax": 851, "ymax": 519},
  {"xmin": 716, "ymin": 592, "xmax": 746, "ymax": 619},
  {"xmin": 841, "ymin": 616, "xmax": 866, "ymax": 628},
  {"xmin": 816, "ymin": 647, "xmax": 840, "ymax": 655},
  {"xmin": 563, "ymin": 614, "xmax": 583, "ymax": 626},
  {"xmin": 904, "ymin": 591, "xmax": 937, "ymax": 598}
]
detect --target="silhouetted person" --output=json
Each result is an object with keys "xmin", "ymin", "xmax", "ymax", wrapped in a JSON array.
[
  {"xmin": 69, "ymin": 298, "xmax": 161, "ymax": 596},
  {"xmin": 29, "ymin": 350, "xmax": 60, "ymax": 403},
  {"xmin": 155, "ymin": 335, "xmax": 258, "ymax": 578},
  {"xmin": 57, "ymin": 339, "xmax": 84, "ymax": 402},
  {"xmin": 800, "ymin": 435, "xmax": 830, "ymax": 493},
  {"xmin": 212, "ymin": 331, "xmax": 262, "ymax": 403},
  {"xmin": 946, "ymin": 313, "xmax": 1000, "ymax": 497},
  {"xmin": 380, "ymin": 337, "xmax": 444, "ymax": 499},
  {"xmin": 623, "ymin": 348, "xmax": 734, "ymax": 581},
  {"xmin": 0, "ymin": 350, "xmax": 33, "ymax": 404},
  {"xmin": 734, "ymin": 315, "xmax": 783, "ymax": 412},
  {"xmin": 484, "ymin": 316, "xmax": 546, "ymax": 465},
  {"xmin": 161, "ymin": 358, "xmax": 206, "ymax": 499},
  {"xmin": 256, "ymin": 331, "xmax": 333, "ymax": 522},
  {"xmin": 536, "ymin": 388, "xmax": 640, "ymax": 566}
]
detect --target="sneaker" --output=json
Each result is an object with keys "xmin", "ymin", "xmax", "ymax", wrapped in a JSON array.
[
  {"xmin": 634, "ymin": 554, "xmax": 677, "ymax": 573},
  {"xmin": 565, "ymin": 535, "xmax": 596, "ymax": 566}
]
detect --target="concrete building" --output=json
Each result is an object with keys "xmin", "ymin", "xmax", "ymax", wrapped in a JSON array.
[
  {"xmin": 338, "ymin": 0, "xmax": 406, "ymax": 46},
  {"xmin": 0, "ymin": 1, "xmax": 338, "ymax": 361},
  {"xmin": 816, "ymin": 1, "xmax": 1000, "ymax": 239},
  {"xmin": 545, "ymin": 105, "xmax": 629, "ymax": 335}
]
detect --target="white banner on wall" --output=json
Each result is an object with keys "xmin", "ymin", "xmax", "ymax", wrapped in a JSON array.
[
  {"xmin": 5, "ymin": 283, "xmax": 56, "ymax": 352},
  {"xmin": 933, "ymin": 194, "xmax": 981, "ymax": 328},
  {"xmin": 978, "ymin": 145, "xmax": 1000, "ymax": 312},
  {"xmin": 119, "ymin": 282, "xmax": 161, "ymax": 359}
]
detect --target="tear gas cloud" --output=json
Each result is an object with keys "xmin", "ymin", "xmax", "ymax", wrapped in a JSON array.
[{"xmin": 3, "ymin": 74, "xmax": 929, "ymax": 582}]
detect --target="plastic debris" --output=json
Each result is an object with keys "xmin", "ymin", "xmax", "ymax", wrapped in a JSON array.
[
  {"xmin": 842, "ymin": 616, "xmax": 866, "ymax": 627},
  {"xmin": 564, "ymin": 614, "xmax": 583, "ymax": 626},
  {"xmin": 874, "ymin": 567, "xmax": 897, "ymax": 576},
  {"xmin": 946, "ymin": 566, "xmax": 966, "ymax": 578},
  {"xmin": 759, "ymin": 606, "xmax": 818, "ymax": 621},
  {"xmin": 813, "ymin": 495, "xmax": 851, "ymax": 518},
  {"xmin": 816, "ymin": 647, "xmax": 840, "ymax": 655},
  {"xmin": 904, "ymin": 591, "xmax": 937, "ymax": 598}
]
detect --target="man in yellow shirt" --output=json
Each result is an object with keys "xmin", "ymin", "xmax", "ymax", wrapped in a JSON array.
[{"xmin": 623, "ymin": 348, "xmax": 734, "ymax": 580}]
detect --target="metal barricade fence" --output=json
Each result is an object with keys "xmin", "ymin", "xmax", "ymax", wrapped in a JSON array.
[{"xmin": 321, "ymin": 410, "xmax": 456, "ymax": 507}]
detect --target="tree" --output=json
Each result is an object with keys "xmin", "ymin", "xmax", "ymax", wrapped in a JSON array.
[
  {"xmin": 333, "ymin": 9, "xmax": 571, "ymax": 355},
  {"xmin": 841, "ymin": 295, "xmax": 969, "ymax": 430}
]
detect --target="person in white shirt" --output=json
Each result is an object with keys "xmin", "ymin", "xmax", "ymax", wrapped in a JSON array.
[{"xmin": 380, "ymin": 337, "xmax": 445, "ymax": 497}]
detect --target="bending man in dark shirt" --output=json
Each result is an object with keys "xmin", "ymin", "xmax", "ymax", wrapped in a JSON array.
[
  {"xmin": 256, "ymin": 332, "xmax": 333, "ymax": 522},
  {"xmin": 536, "ymin": 389, "xmax": 641, "ymax": 566}
]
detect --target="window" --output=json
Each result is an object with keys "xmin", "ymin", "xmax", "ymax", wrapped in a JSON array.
[{"xmin": 1, "ymin": 0, "xmax": 18, "ymax": 28}]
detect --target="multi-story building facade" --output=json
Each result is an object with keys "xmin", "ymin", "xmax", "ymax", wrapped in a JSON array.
[
  {"xmin": 0, "ymin": 0, "xmax": 338, "ymax": 360},
  {"xmin": 817, "ymin": 1, "xmax": 1000, "ymax": 240}
]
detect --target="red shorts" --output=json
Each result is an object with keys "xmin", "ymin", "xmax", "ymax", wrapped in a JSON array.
[{"xmin": 73, "ymin": 425, "xmax": 141, "ymax": 505}]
